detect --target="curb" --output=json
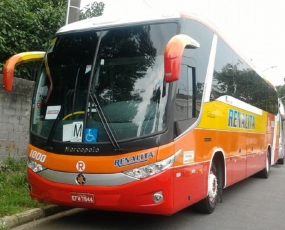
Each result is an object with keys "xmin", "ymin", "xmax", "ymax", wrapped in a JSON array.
[{"xmin": 0, "ymin": 205, "xmax": 71, "ymax": 229}]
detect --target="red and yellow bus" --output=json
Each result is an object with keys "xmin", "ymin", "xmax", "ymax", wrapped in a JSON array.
[
  {"xmin": 3, "ymin": 12, "xmax": 280, "ymax": 215},
  {"xmin": 277, "ymin": 100, "xmax": 285, "ymax": 164}
]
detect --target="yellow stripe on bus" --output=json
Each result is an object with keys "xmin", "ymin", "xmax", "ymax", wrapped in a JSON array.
[{"xmin": 198, "ymin": 101, "xmax": 267, "ymax": 133}]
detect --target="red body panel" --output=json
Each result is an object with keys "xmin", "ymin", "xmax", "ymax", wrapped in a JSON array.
[{"xmin": 28, "ymin": 162, "xmax": 209, "ymax": 215}]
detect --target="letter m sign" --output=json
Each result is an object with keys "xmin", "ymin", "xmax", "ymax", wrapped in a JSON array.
[{"xmin": 71, "ymin": 122, "xmax": 83, "ymax": 142}]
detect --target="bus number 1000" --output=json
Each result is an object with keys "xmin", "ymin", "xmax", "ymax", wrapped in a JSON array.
[{"xmin": 29, "ymin": 150, "xmax": 47, "ymax": 163}]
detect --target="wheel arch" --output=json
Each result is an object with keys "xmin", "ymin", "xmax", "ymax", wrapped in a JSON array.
[
  {"xmin": 209, "ymin": 149, "xmax": 226, "ymax": 189},
  {"xmin": 267, "ymin": 144, "xmax": 272, "ymax": 166}
]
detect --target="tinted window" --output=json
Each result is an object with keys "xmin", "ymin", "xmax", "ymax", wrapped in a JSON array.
[
  {"xmin": 182, "ymin": 19, "xmax": 214, "ymax": 98},
  {"xmin": 211, "ymin": 38, "xmax": 278, "ymax": 115},
  {"xmin": 174, "ymin": 19, "xmax": 214, "ymax": 135}
]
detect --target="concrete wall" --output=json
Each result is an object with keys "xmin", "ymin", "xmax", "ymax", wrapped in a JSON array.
[{"xmin": 0, "ymin": 74, "xmax": 34, "ymax": 162}]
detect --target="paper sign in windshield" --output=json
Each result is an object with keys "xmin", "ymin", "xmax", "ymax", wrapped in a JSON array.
[
  {"xmin": 63, "ymin": 122, "xmax": 83, "ymax": 142},
  {"xmin": 45, "ymin": 106, "xmax": 61, "ymax": 119},
  {"xmin": 85, "ymin": 65, "xmax": 91, "ymax": 74}
]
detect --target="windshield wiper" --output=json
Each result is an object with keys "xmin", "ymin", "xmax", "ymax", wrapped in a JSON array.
[
  {"xmin": 46, "ymin": 88, "xmax": 75, "ymax": 146},
  {"xmin": 46, "ymin": 68, "xmax": 80, "ymax": 146},
  {"xmin": 83, "ymin": 30, "xmax": 121, "ymax": 151},
  {"xmin": 89, "ymin": 92, "xmax": 122, "ymax": 151}
]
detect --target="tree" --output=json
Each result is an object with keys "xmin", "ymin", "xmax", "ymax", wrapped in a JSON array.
[
  {"xmin": 212, "ymin": 64, "xmax": 278, "ymax": 114},
  {"xmin": 79, "ymin": 2, "xmax": 105, "ymax": 20},
  {"xmin": 0, "ymin": 0, "xmax": 67, "ymax": 73},
  {"xmin": 0, "ymin": 0, "xmax": 105, "ymax": 78},
  {"xmin": 276, "ymin": 85, "xmax": 285, "ymax": 104}
]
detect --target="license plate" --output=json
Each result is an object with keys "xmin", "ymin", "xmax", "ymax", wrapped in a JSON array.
[{"xmin": 70, "ymin": 192, "xmax": 95, "ymax": 203}]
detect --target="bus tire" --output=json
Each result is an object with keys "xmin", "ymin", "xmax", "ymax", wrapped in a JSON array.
[
  {"xmin": 257, "ymin": 149, "xmax": 270, "ymax": 179},
  {"xmin": 194, "ymin": 161, "xmax": 218, "ymax": 214},
  {"xmin": 277, "ymin": 157, "xmax": 284, "ymax": 165}
]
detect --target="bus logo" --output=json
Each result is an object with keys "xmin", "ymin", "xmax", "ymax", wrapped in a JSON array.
[
  {"xmin": 228, "ymin": 109, "xmax": 255, "ymax": 130},
  {"xmin": 64, "ymin": 147, "xmax": 99, "ymax": 153},
  {"xmin": 76, "ymin": 161, "xmax": 86, "ymax": 172},
  {"xmin": 114, "ymin": 152, "xmax": 155, "ymax": 167},
  {"xmin": 75, "ymin": 173, "xmax": 86, "ymax": 185}
]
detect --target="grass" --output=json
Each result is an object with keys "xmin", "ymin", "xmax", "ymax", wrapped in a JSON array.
[{"xmin": 0, "ymin": 157, "xmax": 46, "ymax": 218}]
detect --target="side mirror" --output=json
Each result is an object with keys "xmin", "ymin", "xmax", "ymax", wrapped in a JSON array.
[
  {"xmin": 3, "ymin": 51, "xmax": 45, "ymax": 91},
  {"xmin": 164, "ymin": 34, "xmax": 200, "ymax": 82}
]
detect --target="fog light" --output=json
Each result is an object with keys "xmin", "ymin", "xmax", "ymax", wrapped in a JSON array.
[{"xmin": 153, "ymin": 191, "xmax": 164, "ymax": 203}]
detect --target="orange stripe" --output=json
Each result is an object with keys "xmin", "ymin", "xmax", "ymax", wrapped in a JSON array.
[{"xmin": 27, "ymin": 144, "xmax": 159, "ymax": 173}]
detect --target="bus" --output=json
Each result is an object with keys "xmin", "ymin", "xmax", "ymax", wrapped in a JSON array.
[
  {"xmin": 277, "ymin": 100, "xmax": 285, "ymax": 164},
  {"xmin": 3, "ymin": 12, "xmax": 280, "ymax": 215}
]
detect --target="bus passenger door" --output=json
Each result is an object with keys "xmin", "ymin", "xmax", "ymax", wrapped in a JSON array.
[
  {"xmin": 173, "ymin": 57, "xmax": 205, "ymax": 210},
  {"xmin": 174, "ymin": 56, "xmax": 199, "ymax": 136}
]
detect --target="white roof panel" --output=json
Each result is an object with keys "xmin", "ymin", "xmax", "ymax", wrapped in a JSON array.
[{"xmin": 57, "ymin": 11, "xmax": 181, "ymax": 34}]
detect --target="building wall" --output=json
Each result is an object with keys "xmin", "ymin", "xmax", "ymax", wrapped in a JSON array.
[{"xmin": 0, "ymin": 74, "xmax": 34, "ymax": 162}]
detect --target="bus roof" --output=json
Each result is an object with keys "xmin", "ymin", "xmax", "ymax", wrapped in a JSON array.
[
  {"xmin": 57, "ymin": 11, "xmax": 181, "ymax": 34},
  {"xmin": 56, "ymin": 11, "xmax": 275, "ymax": 91}
]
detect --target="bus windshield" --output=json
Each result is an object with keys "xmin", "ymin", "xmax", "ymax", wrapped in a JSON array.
[{"xmin": 31, "ymin": 23, "xmax": 177, "ymax": 143}]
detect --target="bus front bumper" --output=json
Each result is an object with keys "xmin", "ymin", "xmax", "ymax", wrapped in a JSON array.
[{"xmin": 27, "ymin": 168, "xmax": 175, "ymax": 215}]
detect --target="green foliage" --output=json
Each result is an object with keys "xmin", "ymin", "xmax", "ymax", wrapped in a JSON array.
[
  {"xmin": 276, "ymin": 85, "xmax": 285, "ymax": 104},
  {"xmin": 0, "ymin": 0, "xmax": 105, "ymax": 80},
  {"xmin": 79, "ymin": 2, "xmax": 105, "ymax": 20},
  {"xmin": 0, "ymin": 157, "xmax": 46, "ymax": 218},
  {"xmin": 212, "ymin": 63, "xmax": 279, "ymax": 114},
  {"xmin": 14, "ymin": 61, "xmax": 42, "ymax": 81},
  {"xmin": 0, "ymin": 0, "xmax": 67, "ymax": 74}
]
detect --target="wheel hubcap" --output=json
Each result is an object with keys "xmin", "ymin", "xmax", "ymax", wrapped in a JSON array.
[{"xmin": 208, "ymin": 173, "xmax": 218, "ymax": 201}]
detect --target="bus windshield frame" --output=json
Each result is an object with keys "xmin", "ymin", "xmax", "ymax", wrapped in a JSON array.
[{"xmin": 30, "ymin": 22, "xmax": 178, "ymax": 146}]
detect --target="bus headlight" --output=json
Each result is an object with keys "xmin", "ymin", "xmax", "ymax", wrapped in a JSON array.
[
  {"xmin": 27, "ymin": 159, "xmax": 46, "ymax": 173},
  {"xmin": 123, "ymin": 150, "xmax": 181, "ymax": 179}
]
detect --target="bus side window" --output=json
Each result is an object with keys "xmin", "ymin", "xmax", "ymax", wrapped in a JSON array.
[{"xmin": 174, "ymin": 59, "xmax": 198, "ymax": 136}]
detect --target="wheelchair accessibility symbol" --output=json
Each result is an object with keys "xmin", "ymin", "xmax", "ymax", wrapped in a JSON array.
[{"xmin": 84, "ymin": 128, "xmax": 98, "ymax": 143}]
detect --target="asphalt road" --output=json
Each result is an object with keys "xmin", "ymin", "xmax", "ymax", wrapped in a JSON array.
[{"xmin": 13, "ymin": 164, "xmax": 285, "ymax": 230}]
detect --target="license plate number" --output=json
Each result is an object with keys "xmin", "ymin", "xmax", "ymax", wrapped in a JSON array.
[{"xmin": 70, "ymin": 192, "xmax": 95, "ymax": 203}]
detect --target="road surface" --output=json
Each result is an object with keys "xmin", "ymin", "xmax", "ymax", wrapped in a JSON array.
[{"xmin": 13, "ymin": 164, "xmax": 285, "ymax": 230}]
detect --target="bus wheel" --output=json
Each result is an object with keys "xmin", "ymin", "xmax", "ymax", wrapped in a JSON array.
[
  {"xmin": 257, "ymin": 150, "xmax": 270, "ymax": 178},
  {"xmin": 194, "ymin": 161, "xmax": 218, "ymax": 214},
  {"xmin": 277, "ymin": 156, "xmax": 284, "ymax": 165}
]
